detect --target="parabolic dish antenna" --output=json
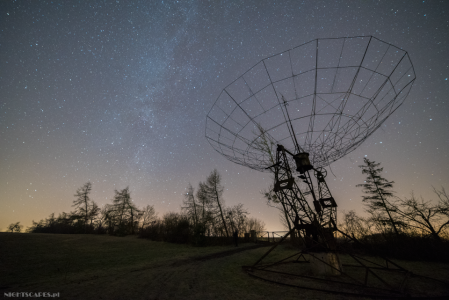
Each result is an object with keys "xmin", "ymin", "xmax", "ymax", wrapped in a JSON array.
[
  {"xmin": 206, "ymin": 36, "xmax": 416, "ymax": 171},
  {"xmin": 202, "ymin": 37, "xmax": 449, "ymax": 298}
]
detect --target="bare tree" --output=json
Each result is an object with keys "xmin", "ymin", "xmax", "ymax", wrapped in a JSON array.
[
  {"xmin": 262, "ymin": 186, "xmax": 294, "ymax": 235},
  {"xmin": 396, "ymin": 190, "xmax": 449, "ymax": 242},
  {"xmin": 339, "ymin": 210, "xmax": 371, "ymax": 239},
  {"xmin": 252, "ymin": 123, "xmax": 277, "ymax": 166},
  {"xmin": 95, "ymin": 205, "xmax": 110, "ymax": 232},
  {"xmin": 7, "ymin": 222, "xmax": 23, "ymax": 233},
  {"xmin": 226, "ymin": 203, "xmax": 248, "ymax": 235},
  {"xmin": 244, "ymin": 217, "xmax": 266, "ymax": 233},
  {"xmin": 196, "ymin": 184, "xmax": 213, "ymax": 236},
  {"xmin": 88, "ymin": 201, "xmax": 100, "ymax": 227},
  {"xmin": 102, "ymin": 204, "xmax": 118, "ymax": 234},
  {"xmin": 278, "ymin": 211, "xmax": 290, "ymax": 230},
  {"xmin": 140, "ymin": 204, "xmax": 158, "ymax": 230},
  {"xmin": 434, "ymin": 186, "xmax": 449, "ymax": 218},
  {"xmin": 198, "ymin": 169, "xmax": 230, "ymax": 237},
  {"xmin": 182, "ymin": 183, "xmax": 199, "ymax": 227}
]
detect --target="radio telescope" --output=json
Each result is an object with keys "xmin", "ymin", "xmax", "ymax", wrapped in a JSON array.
[
  {"xmin": 206, "ymin": 36, "xmax": 415, "ymax": 172},
  {"xmin": 203, "ymin": 36, "xmax": 449, "ymax": 297},
  {"xmin": 205, "ymin": 34, "xmax": 416, "ymax": 254}
]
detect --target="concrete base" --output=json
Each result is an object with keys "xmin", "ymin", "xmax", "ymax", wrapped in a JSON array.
[{"xmin": 310, "ymin": 252, "xmax": 342, "ymax": 276}]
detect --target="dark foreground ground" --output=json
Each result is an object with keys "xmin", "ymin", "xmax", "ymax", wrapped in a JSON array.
[{"xmin": 1, "ymin": 233, "xmax": 449, "ymax": 299}]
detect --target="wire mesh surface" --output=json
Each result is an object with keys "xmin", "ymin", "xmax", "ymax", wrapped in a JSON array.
[{"xmin": 206, "ymin": 36, "xmax": 416, "ymax": 171}]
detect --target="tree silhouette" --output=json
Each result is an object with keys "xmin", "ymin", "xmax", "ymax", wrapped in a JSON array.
[
  {"xmin": 140, "ymin": 204, "xmax": 157, "ymax": 231},
  {"xmin": 396, "ymin": 189, "xmax": 449, "ymax": 242},
  {"xmin": 357, "ymin": 158, "xmax": 400, "ymax": 237},
  {"xmin": 182, "ymin": 183, "xmax": 199, "ymax": 227},
  {"xmin": 226, "ymin": 204, "xmax": 248, "ymax": 235},
  {"xmin": 88, "ymin": 201, "xmax": 100, "ymax": 227},
  {"xmin": 262, "ymin": 185, "xmax": 294, "ymax": 237},
  {"xmin": 7, "ymin": 222, "xmax": 23, "ymax": 233},
  {"xmin": 111, "ymin": 187, "xmax": 139, "ymax": 234},
  {"xmin": 73, "ymin": 182, "xmax": 95, "ymax": 232},
  {"xmin": 196, "ymin": 182, "xmax": 212, "ymax": 235},
  {"xmin": 198, "ymin": 169, "xmax": 229, "ymax": 237},
  {"xmin": 243, "ymin": 217, "xmax": 266, "ymax": 233}
]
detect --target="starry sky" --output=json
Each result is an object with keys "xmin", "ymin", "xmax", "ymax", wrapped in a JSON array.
[{"xmin": 1, "ymin": 0, "xmax": 448, "ymax": 232}]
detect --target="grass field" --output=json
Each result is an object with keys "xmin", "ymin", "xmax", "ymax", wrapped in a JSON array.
[{"xmin": 1, "ymin": 233, "xmax": 448, "ymax": 299}]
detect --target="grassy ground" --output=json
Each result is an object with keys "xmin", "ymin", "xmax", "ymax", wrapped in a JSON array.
[{"xmin": 1, "ymin": 233, "xmax": 448, "ymax": 299}]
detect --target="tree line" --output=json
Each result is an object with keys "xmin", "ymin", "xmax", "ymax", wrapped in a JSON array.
[
  {"xmin": 340, "ymin": 158, "xmax": 449, "ymax": 243},
  {"xmin": 18, "ymin": 169, "xmax": 265, "ymax": 245},
  {"xmin": 25, "ymin": 182, "xmax": 153, "ymax": 236},
  {"xmin": 334, "ymin": 158, "xmax": 449, "ymax": 261},
  {"xmin": 260, "ymin": 156, "xmax": 449, "ymax": 260},
  {"xmin": 261, "ymin": 157, "xmax": 449, "ymax": 245}
]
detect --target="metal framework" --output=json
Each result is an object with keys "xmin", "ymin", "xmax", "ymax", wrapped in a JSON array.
[
  {"xmin": 205, "ymin": 36, "xmax": 447, "ymax": 297},
  {"xmin": 268, "ymin": 144, "xmax": 337, "ymax": 249},
  {"xmin": 206, "ymin": 36, "xmax": 416, "ymax": 171}
]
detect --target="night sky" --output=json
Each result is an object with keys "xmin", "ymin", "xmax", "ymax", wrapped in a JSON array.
[{"xmin": 1, "ymin": 1, "xmax": 448, "ymax": 232}]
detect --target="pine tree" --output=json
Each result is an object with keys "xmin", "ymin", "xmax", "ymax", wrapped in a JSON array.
[
  {"xmin": 198, "ymin": 169, "xmax": 230, "ymax": 237},
  {"xmin": 112, "ymin": 187, "xmax": 139, "ymax": 234},
  {"xmin": 73, "ymin": 182, "xmax": 93, "ymax": 231},
  {"xmin": 356, "ymin": 158, "xmax": 400, "ymax": 236}
]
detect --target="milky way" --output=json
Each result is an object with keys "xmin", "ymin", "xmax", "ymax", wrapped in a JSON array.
[{"xmin": 1, "ymin": 1, "xmax": 448, "ymax": 231}]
